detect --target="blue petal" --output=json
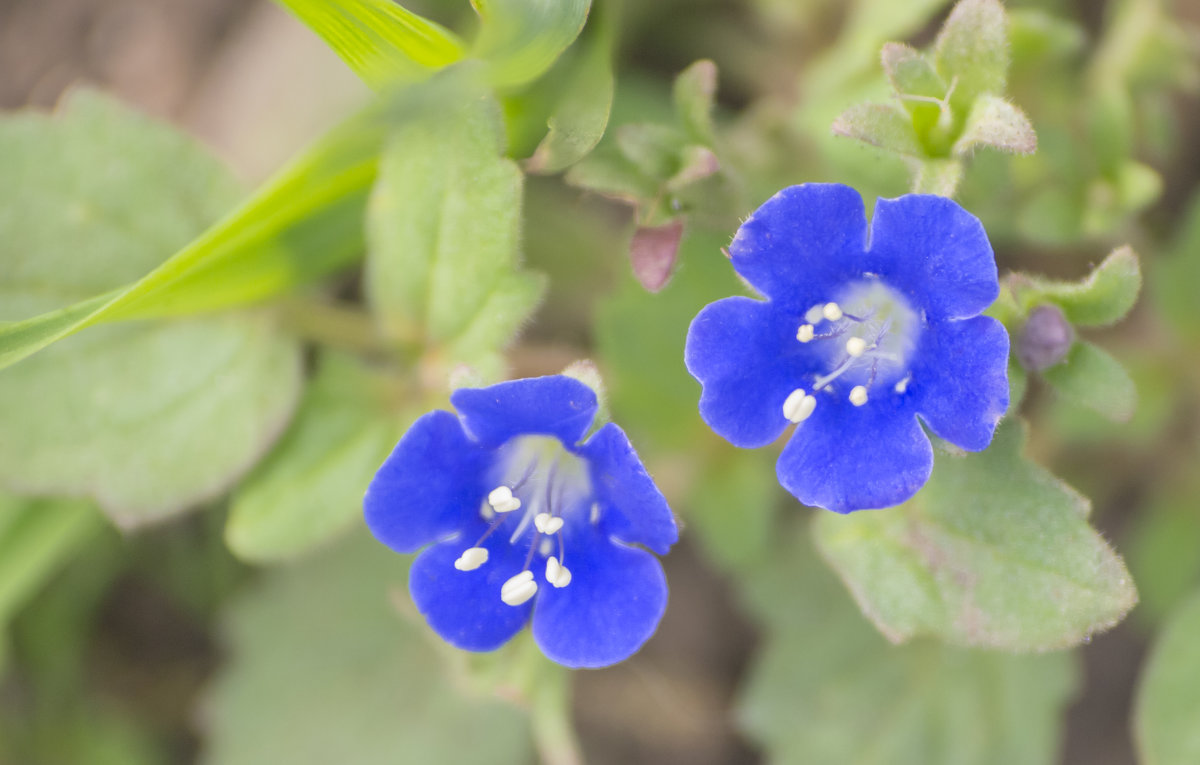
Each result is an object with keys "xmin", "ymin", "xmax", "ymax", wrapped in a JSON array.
[
  {"xmin": 576, "ymin": 423, "xmax": 678, "ymax": 555},
  {"xmin": 685, "ymin": 296, "xmax": 811, "ymax": 448},
  {"xmin": 408, "ymin": 520, "xmax": 533, "ymax": 652},
  {"xmin": 531, "ymin": 529, "xmax": 668, "ymax": 668},
  {"xmin": 776, "ymin": 397, "xmax": 933, "ymax": 513},
  {"xmin": 868, "ymin": 195, "xmax": 998, "ymax": 321},
  {"xmin": 912, "ymin": 316, "xmax": 1009, "ymax": 451},
  {"xmin": 365, "ymin": 410, "xmax": 489, "ymax": 553},
  {"xmin": 729, "ymin": 184, "xmax": 867, "ymax": 310},
  {"xmin": 451, "ymin": 376, "xmax": 598, "ymax": 449}
]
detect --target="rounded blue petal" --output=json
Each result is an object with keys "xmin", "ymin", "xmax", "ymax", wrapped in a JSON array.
[
  {"xmin": 364, "ymin": 410, "xmax": 489, "ymax": 554},
  {"xmin": 729, "ymin": 184, "xmax": 867, "ymax": 310},
  {"xmin": 868, "ymin": 194, "xmax": 998, "ymax": 321},
  {"xmin": 912, "ymin": 316, "xmax": 1010, "ymax": 451},
  {"xmin": 531, "ymin": 529, "xmax": 668, "ymax": 668},
  {"xmin": 408, "ymin": 521, "xmax": 534, "ymax": 652},
  {"xmin": 576, "ymin": 423, "xmax": 678, "ymax": 555},
  {"xmin": 776, "ymin": 398, "xmax": 933, "ymax": 513},
  {"xmin": 685, "ymin": 296, "xmax": 811, "ymax": 448},
  {"xmin": 451, "ymin": 375, "xmax": 598, "ymax": 449}
]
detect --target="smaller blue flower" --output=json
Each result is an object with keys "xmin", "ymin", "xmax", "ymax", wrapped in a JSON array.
[
  {"xmin": 685, "ymin": 184, "xmax": 1009, "ymax": 513},
  {"xmin": 365, "ymin": 375, "xmax": 678, "ymax": 668}
]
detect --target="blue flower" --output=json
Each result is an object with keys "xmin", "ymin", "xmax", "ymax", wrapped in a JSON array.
[
  {"xmin": 685, "ymin": 184, "xmax": 1009, "ymax": 513},
  {"xmin": 364, "ymin": 375, "xmax": 678, "ymax": 668}
]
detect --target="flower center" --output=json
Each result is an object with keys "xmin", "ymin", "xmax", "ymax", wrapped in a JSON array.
[
  {"xmin": 783, "ymin": 279, "xmax": 921, "ymax": 422},
  {"xmin": 451, "ymin": 436, "xmax": 593, "ymax": 606}
]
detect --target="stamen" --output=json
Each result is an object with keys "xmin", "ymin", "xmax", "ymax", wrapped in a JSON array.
[
  {"xmin": 894, "ymin": 376, "xmax": 910, "ymax": 394},
  {"xmin": 796, "ymin": 324, "xmax": 815, "ymax": 343},
  {"xmin": 845, "ymin": 337, "xmax": 867, "ymax": 357},
  {"xmin": 545, "ymin": 556, "xmax": 572, "ymax": 588},
  {"xmin": 589, "ymin": 502, "xmax": 601, "ymax": 525},
  {"xmin": 822, "ymin": 302, "xmax": 843, "ymax": 321},
  {"xmin": 454, "ymin": 547, "xmax": 489, "ymax": 571},
  {"xmin": 488, "ymin": 485, "xmax": 522, "ymax": 514},
  {"xmin": 500, "ymin": 570, "xmax": 538, "ymax": 606},
  {"xmin": 849, "ymin": 386, "xmax": 868, "ymax": 406},
  {"xmin": 534, "ymin": 513, "xmax": 564, "ymax": 535},
  {"xmin": 782, "ymin": 388, "xmax": 817, "ymax": 423}
]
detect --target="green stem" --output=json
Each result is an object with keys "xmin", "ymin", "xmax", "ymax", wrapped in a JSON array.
[
  {"xmin": 278, "ymin": 298, "xmax": 389, "ymax": 354},
  {"xmin": 530, "ymin": 667, "xmax": 585, "ymax": 765}
]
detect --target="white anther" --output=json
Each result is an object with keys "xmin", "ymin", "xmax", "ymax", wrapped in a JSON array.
[
  {"xmin": 782, "ymin": 388, "xmax": 817, "ymax": 423},
  {"xmin": 501, "ymin": 570, "xmax": 538, "ymax": 606},
  {"xmin": 894, "ymin": 376, "xmax": 910, "ymax": 394},
  {"xmin": 454, "ymin": 547, "xmax": 489, "ymax": 571},
  {"xmin": 822, "ymin": 302, "xmax": 843, "ymax": 321},
  {"xmin": 534, "ymin": 513, "xmax": 564, "ymax": 535},
  {"xmin": 805, "ymin": 304, "xmax": 826, "ymax": 324},
  {"xmin": 545, "ymin": 556, "xmax": 572, "ymax": 588},
  {"xmin": 845, "ymin": 337, "xmax": 867, "ymax": 357},
  {"xmin": 849, "ymin": 386, "xmax": 869, "ymax": 406},
  {"xmin": 590, "ymin": 503, "xmax": 601, "ymax": 525},
  {"xmin": 488, "ymin": 485, "xmax": 521, "ymax": 513},
  {"xmin": 796, "ymin": 324, "xmax": 815, "ymax": 343}
]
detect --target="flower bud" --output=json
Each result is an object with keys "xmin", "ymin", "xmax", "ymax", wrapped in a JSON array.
[{"xmin": 1016, "ymin": 304, "xmax": 1075, "ymax": 371}]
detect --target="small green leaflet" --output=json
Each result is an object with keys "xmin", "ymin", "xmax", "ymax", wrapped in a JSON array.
[{"xmin": 471, "ymin": 0, "xmax": 592, "ymax": 87}]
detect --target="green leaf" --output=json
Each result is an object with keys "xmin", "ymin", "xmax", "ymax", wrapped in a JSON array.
[
  {"xmin": 882, "ymin": 42, "xmax": 947, "ymax": 101},
  {"xmin": 1017, "ymin": 245, "xmax": 1142, "ymax": 326},
  {"xmin": 365, "ymin": 89, "xmax": 544, "ymax": 375},
  {"xmin": 1042, "ymin": 340, "xmax": 1137, "ymax": 423},
  {"xmin": 1127, "ymin": 482, "xmax": 1200, "ymax": 627},
  {"xmin": 813, "ymin": 419, "xmax": 1137, "ymax": 650},
  {"xmin": 952, "ymin": 94, "xmax": 1037, "ymax": 156},
  {"xmin": 831, "ymin": 103, "xmax": 923, "ymax": 158},
  {"xmin": 1135, "ymin": 590, "xmax": 1200, "ymax": 765},
  {"xmin": 686, "ymin": 451, "xmax": 778, "ymax": 575},
  {"xmin": 524, "ymin": 9, "xmax": 615, "ymax": 174},
  {"xmin": 274, "ymin": 0, "xmax": 465, "ymax": 88},
  {"xmin": 0, "ymin": 89, "xmax": 388, "ymax": 370},
  {"xmin": 471, "ymin": 0, "xmax": 591, "ymax": 87},
  {"xmin": 673, "ymin": 59, "xmax": 718, "ymax": 146},
  {"xmin": 738, "ymin": 528, "xmax": 1080, "ymax": 765},
  {"xmin": 226, "ymin": 353, "xmax": 405, "ymax": 564},
  {"xmin": 200, "ymin": 532, "xmax": 532, "ymax": 765},
  {"xmin": 935, "ymin": 0, "xmax": 1010, "ymax": 113},
  {"xmin": 0, "ymin": 495, "xmax": 102, "ymax": 624}
]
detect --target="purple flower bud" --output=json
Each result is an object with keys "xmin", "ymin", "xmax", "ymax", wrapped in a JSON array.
[{"xmin": 1016, "ymin": 304, "xmax": 1075, "ymax": 371}]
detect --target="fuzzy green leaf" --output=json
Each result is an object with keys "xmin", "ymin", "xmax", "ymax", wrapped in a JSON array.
[
  {"xmin": 1042, "ymin": 340, "xmax": 1137, "ymax": 422},
  {"xmin": 1018, "ymin": 246, "xmax": 1142, "ymax": 327},
  {"xmin": 882, "ymin": 43, "xmax": 947, "ymax": 100},
  {"xmin": 832, "ymin": 103, "xmax": 923, "ymax": 157},
  {"xmin": 813, "ymin": 420, "xmax": 1137, "ymax": 650},
  {"xmin": 1135, "ymin": 590, "xmax": 1200, "ymax": 765},
  {"xmin": 952, "ymin": 94, "xmax": 1037, "ymax": 155},
  {"xmin": 935, "ymin": 0, "xmax": 1010, "ymax": 112},
  {"xmin": 673, "ymin": 59, "xmax": 718, "ymax": 146},
  {"xmin": 471, "ymin": 0, "xmax": 591, "ymax": 87}
]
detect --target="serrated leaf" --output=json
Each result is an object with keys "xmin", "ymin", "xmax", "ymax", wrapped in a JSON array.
[
  {"xmin": 0, "ymin": 88, "xmax": 388, "ymax": 370},
  {"xmin": 1019, "ymin": 246, "xmax": 1142, "ymax": 327},
  {"xmin": 275, "ymin": 0, "xmax": 465, "ymax": 88},
  {"xmin": 832, "ymin": 103, "xmax": 923, "ymax": 157},
  {"xmin": 523, "ymin": 16, "xmax": 614, "ymax": 174},
  {"xmin": 813, "ymin": 419, "xmax": 1137, "ymax": 650},
  {"xmin": 1135, "ymin": 590, "xmax": 1200, "ymax": 765},
  {"xmin": 0, "ymin": 495, "xmax": 102, "ymax": 624},
  {"xmin": 673, "ymin": 59, "xmax": 718, "ymax": 146},
  {"xmin": 1042, "ymin": 340, "xmax": 1137, "ymax": 422},
  {"xmin": 226, "ymin": 354, "xmax": 404, "ymax": 564},
  {"xmin": 952, "ymin": 94, "xmax": 1037, "ymax": 155},
  {"xmin": 366, "ymin": 88, "xmax": 543, "ymax": 368},
  {"xmin": 935, "ymin": 0, "xmax": 1010, "ymax": 113},
  {"xmin": 471, "ymin": 0, "xmax": 591, "ymax": 87},
  {"xmin": 737, "ymin": 529, "xmax": 1079, "ymax": 765},
  {"xmin": 200, "ymin": 532, "xmax": 532, "ymax": 765}
]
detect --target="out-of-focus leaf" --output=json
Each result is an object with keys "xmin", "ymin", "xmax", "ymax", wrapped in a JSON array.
[
  {"xmin": 274, "ymin": 0, "xmax": 465, "ymax": 88},
  {"xmin": 366, "ymin": 87, "xmax": 544, "ymax": 378},
  {"xmin": 1127, "ymin": 481, "xmax": 1200, "ymax": 627},
  {"xmin": 952, "ymin": 94, "xmax": 1037, "ymax": 155},
  {"xmin": 882, "ymin": 42, "xmax": 946, "ymax": 101},
  {"xmin": 686, "ymin": 451, "xmax": 777, "ymax": 574},
  {"xmin": 813, "ymin": 420, "xmax": 1137, "ymax": 650},
  {"xmin": 738, "ymin": 527, "xmax": 1079, "ymax": 765},
  {"xmin": 0, "ymin": 91, "xmax": 304, "ymax": 526},
  {"xmin": 226, "ymin": 354, "xmax": 405, "ymax": 564},
  {"xmin": 1008, "ymin": 9, "xmax": 1085, "ymax": 63},
  {"xmin": 0, "ymin": 89, "xmax": 387, "ymax": 370},
  {"xmin": 0, "ymin": 495, "xmax": 101, "ymax": 624},
  {"xmin": 1135, "ymin": 590, "xmax": 1200, "ymax": 765},
  {"xmin": 1017, "ymin": 246, "xmax": 1142, "ymax": 327},
  {"xmin": 200, "ymin": 532, "xmax": 532, "ymax": 765},
  {"xmin": 832, "ymin": 103, "xmax": 923, "ymax": 157},
  {"xmin": 673, "ymin": 59, "xmax": 718, "ymax": 146},
  {"xmin": 935, "ymin": 0, "xmax": 1010, "ymax": 113},
  {"xmin": 1042, "ymin": 340, "xmax": 1137, "ymax": 423},
  {"xmin": 471, "ymin": 0, "xmax": 591, "ymax": 87},
  {"xmin": 524, "ymin": 9, "xmax": 614, "ymax": 174},
  {"xmin": 1157, "ymin": 192, "xmax": 1200, "ymax": 342}
]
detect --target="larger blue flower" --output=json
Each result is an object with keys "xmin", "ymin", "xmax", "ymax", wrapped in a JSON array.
[
  {"xmin": 685, "ymin": 184, "xmax": 1009, "ymax": 513},
  {"xmin": 364, "ymin": 375, "xmax": 678, "ymax": 668}
]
